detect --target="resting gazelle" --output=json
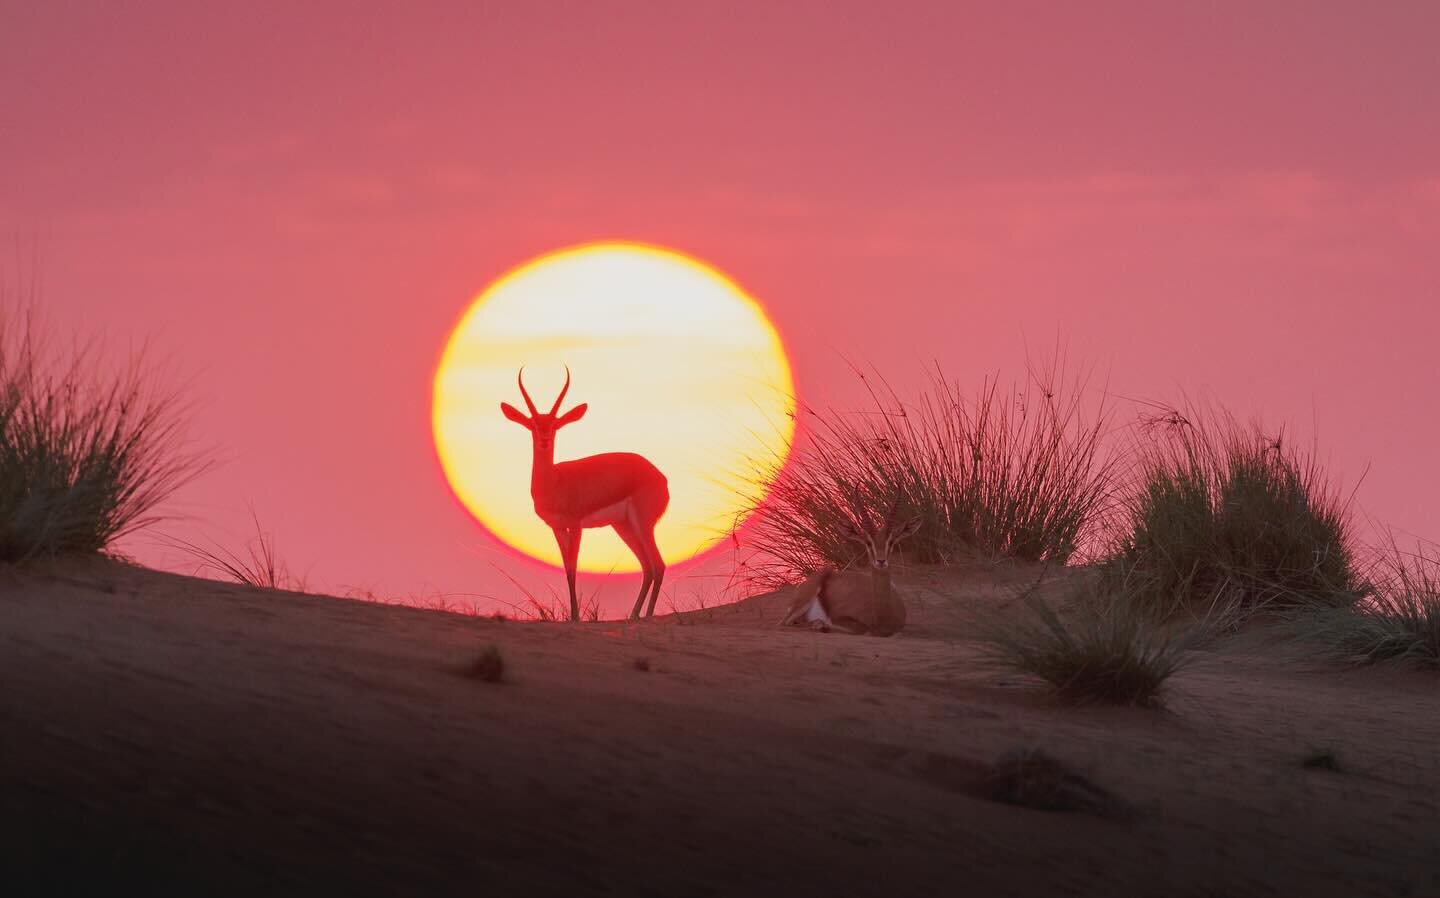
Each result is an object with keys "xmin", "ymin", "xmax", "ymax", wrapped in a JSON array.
[{"xmin": 780, "ymin": 509, "xmax": 922, "ymax": 637}]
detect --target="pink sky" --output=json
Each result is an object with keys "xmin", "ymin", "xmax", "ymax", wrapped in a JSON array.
[{"xmin": 3, "ymin": 2, "xmax": 1437, "ymax": 614}]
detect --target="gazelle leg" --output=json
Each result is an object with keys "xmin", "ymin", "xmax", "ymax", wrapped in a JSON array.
[
  {"xmin": 612, "ymin": 521, "xmax": 654, "ymax": 621},
  {"xmin": 641, "ymin": 525, "xmax": 665, "ymax": 618},
  {"xmin": 552, "ymin": 526, "xmax": 582, "ymax": 622},
  {"xmin": 780, "ymin": 572, "xmax": 825, "ymax": 628}
]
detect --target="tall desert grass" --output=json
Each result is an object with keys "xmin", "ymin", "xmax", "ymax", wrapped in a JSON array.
[
  {"xmin": 1109, "ymin": 400, "xmax": 1359, "ymax": 617},
  {"xmin": 738, "ymin": 361, "xmax": 1117, "ymax": 588},
  {"xmin": 0, "ymin": 307, "xmax": 202, "ymax": 561}
]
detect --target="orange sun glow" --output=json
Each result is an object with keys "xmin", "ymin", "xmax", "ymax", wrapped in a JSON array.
[{"xmin": 431, "ymin": 243, "xmax": 796, "ymax": 572}]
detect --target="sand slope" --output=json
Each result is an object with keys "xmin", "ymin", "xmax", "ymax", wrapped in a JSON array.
[{"xmin": 3, "ymin": 559, "xmax": 1439, "ymax": 897}]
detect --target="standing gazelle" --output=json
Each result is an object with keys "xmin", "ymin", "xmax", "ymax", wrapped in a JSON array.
[
  {"xmin": 780, "ymin": 508, "xmax": 922, "ymax": 636},
  {"xmin": 501, "ymin": 367, "xmax": 670, "ymax": 621}
]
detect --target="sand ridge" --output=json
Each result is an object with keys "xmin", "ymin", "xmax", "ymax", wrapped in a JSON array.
[{"xmin": 3, "ymin": 558, "xmax": 1439, "ymax": 896}]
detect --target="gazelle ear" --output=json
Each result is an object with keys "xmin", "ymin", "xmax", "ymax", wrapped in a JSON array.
[
  {"xmin": 556, "ymin": 403, "xmax": 588, "ymax": 426},
  {"xmin": 500, "ymin": 402, "xmax": 531, "ymax": 427}
]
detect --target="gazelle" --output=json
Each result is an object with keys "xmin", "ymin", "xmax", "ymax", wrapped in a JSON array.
[
  {"xmin": 501, "ymin": 367, "xmax": 670, "ymax": 622},
  {"xmin": 780, "ymin": 510, "xmax": 922, "ymax": 637}
]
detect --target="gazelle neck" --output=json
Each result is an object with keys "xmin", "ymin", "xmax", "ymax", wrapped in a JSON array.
[{"xmin": 530, "ymin": 440, "xmax": 557, "ymax": 498}]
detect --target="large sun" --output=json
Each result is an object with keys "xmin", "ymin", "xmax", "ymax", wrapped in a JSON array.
[{"xmin": 432, "ymin": 243, "xmax": 796, "ymax": 572}]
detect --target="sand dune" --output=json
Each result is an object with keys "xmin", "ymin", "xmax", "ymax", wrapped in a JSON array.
[{"xmin": 3, "ymin": 558, "xmax": 1439, "ymax": 896}]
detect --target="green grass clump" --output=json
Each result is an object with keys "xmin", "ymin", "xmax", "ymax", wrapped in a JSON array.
[
  {"xmin": 739, "ymin": 360, "xmax": 1117, "ymax": 588},
  {"xmin": 1110, "ymin": 402, "xmax": 1358, "ymax": 617},
  {"xmin": 0, "ymin": 308, "xmax": 201, "ymax": 561},
  {"xmin": 967, "ymin": 576, "xmax": 1196, "ymax": 707},
  {"xmin": 1285, "ymin": 542, "xmax": 1440, "ymax": 668}
]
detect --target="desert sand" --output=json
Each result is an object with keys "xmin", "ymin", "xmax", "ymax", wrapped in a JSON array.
[{"xmin": 4, "ymin": 558, "xmax": 1439, "ymax": 897}]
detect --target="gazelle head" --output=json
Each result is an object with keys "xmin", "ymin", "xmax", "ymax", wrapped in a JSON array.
[
  {"xmin": 839, "ymin": 506, "xmax": 923, "ymax": 571},
  {"xmin": 500, "ymin": 366, "xmax": 588, "ymax": 455}
]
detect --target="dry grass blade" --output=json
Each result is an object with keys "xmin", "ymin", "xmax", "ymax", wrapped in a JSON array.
[
  {"xmin": 165, "ymin": 510, "xmax": 306, "ymax": 591},
  {"xmin": 488, "ymin": 562, "xmax": 602, "ymax": 621},
  {"xmin": 340, "ymin": 584, "xmax": 493, "ymax": 617}
]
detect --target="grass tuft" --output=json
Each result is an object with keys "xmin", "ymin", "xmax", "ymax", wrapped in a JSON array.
[
  {"xmin": 0, "ymin": 306, "xmax": 203, "ymax": 561},
  {"xmin": 168, "ymin": 510, "xmax": 306, "ymax": 591},
  {"xmin": 738, "ymin": 359, "xmax": 1117, "ymax": 589},
  {"xmin": 968, "ymin": 574, "xmax": 1196, "ymax": 707},
  {"xmin": 1283, "ymin": 540, "xmax": 1440, "ymax": 668},
  {"xmin": 463, "ymin": 646, "xmax": 506, "ymax": 683},
  {"xmin": 1110, "ymin": 400, "xmax": 1358, "ymax": 617},
  {"xmin": 984, "ymin": 747, "xmax": 1132, "ymax": 819}
]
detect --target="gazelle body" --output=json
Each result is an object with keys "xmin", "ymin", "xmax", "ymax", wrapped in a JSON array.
[
  {"xmin": 781, "ymin": 513, "xmax": 921, "ymax": 637},
  {"xmin": 501, "ymin": 368, "xmax": 669, "ymax": 621}
]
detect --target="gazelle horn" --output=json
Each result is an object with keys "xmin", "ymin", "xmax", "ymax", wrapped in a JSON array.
[
  {"xmin": 517, "ymin": 367, "xmax": 539, "ymax": 416},
  {"xmin": 550, "ymin": 365, "xmax": 571, "ymax": 415}
]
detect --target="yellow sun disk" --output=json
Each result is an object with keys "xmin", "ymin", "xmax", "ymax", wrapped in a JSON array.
[{"xmin": 432, "ymin": 243, "xmax": 795, "ymax": 573}]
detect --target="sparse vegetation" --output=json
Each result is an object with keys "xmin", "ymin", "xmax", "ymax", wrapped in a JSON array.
[
  {"xmin": 169, "ymin": 510, "xmax": 307, "ymax": 591},
  {"xmin": 0, "ymin": 306, "xmax": 202, "ymax": 561},
  {"xmin": 984, "ymin": 747, "xmax": 1132, "ymax": 819},
  {"xmin": 1283, "ymin": 541, "xmax": 1440, "ymax": 668},
  {"xmin": 514, "ymin": 594, "xmax": 601, "ymax": 622},
  {"xmin": 489, "ymin": 562, "xmax": 602, "ymax": 621},
  {"xmin": 463, "ymin": 645, "xmax": 506, "ymax": 682},
  {"xmin": 350, "ymin": 568, "xmax": 605, "ymax": 621},
  {"xmin": 341, "ymin": 584, "xmax": 493, "ymax": 617},
  {"xmin": 659, "ymin": 575, "xmax": 741, "ymax": 623},
  {"xmin": 417, "ymin": 594, "xmax": 493, "ymax": 616},
  {"xmin": 1109, "ymin": 401, "xmax": 1359, "ymax": 618},
  {"xmin": 632, "ymin": 657, "xmax": 651, "ymax": 672},
  {"xmin": 738, "ymin": 360, "xmax": 1117, "ymax": 588},
  {"xmin": 507, "ymin": 588, "xmax": 601, "ymax": 622},
  {"xmin": 968, "ymin": 575, "xmax": 1196, "ymax": 707}
]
